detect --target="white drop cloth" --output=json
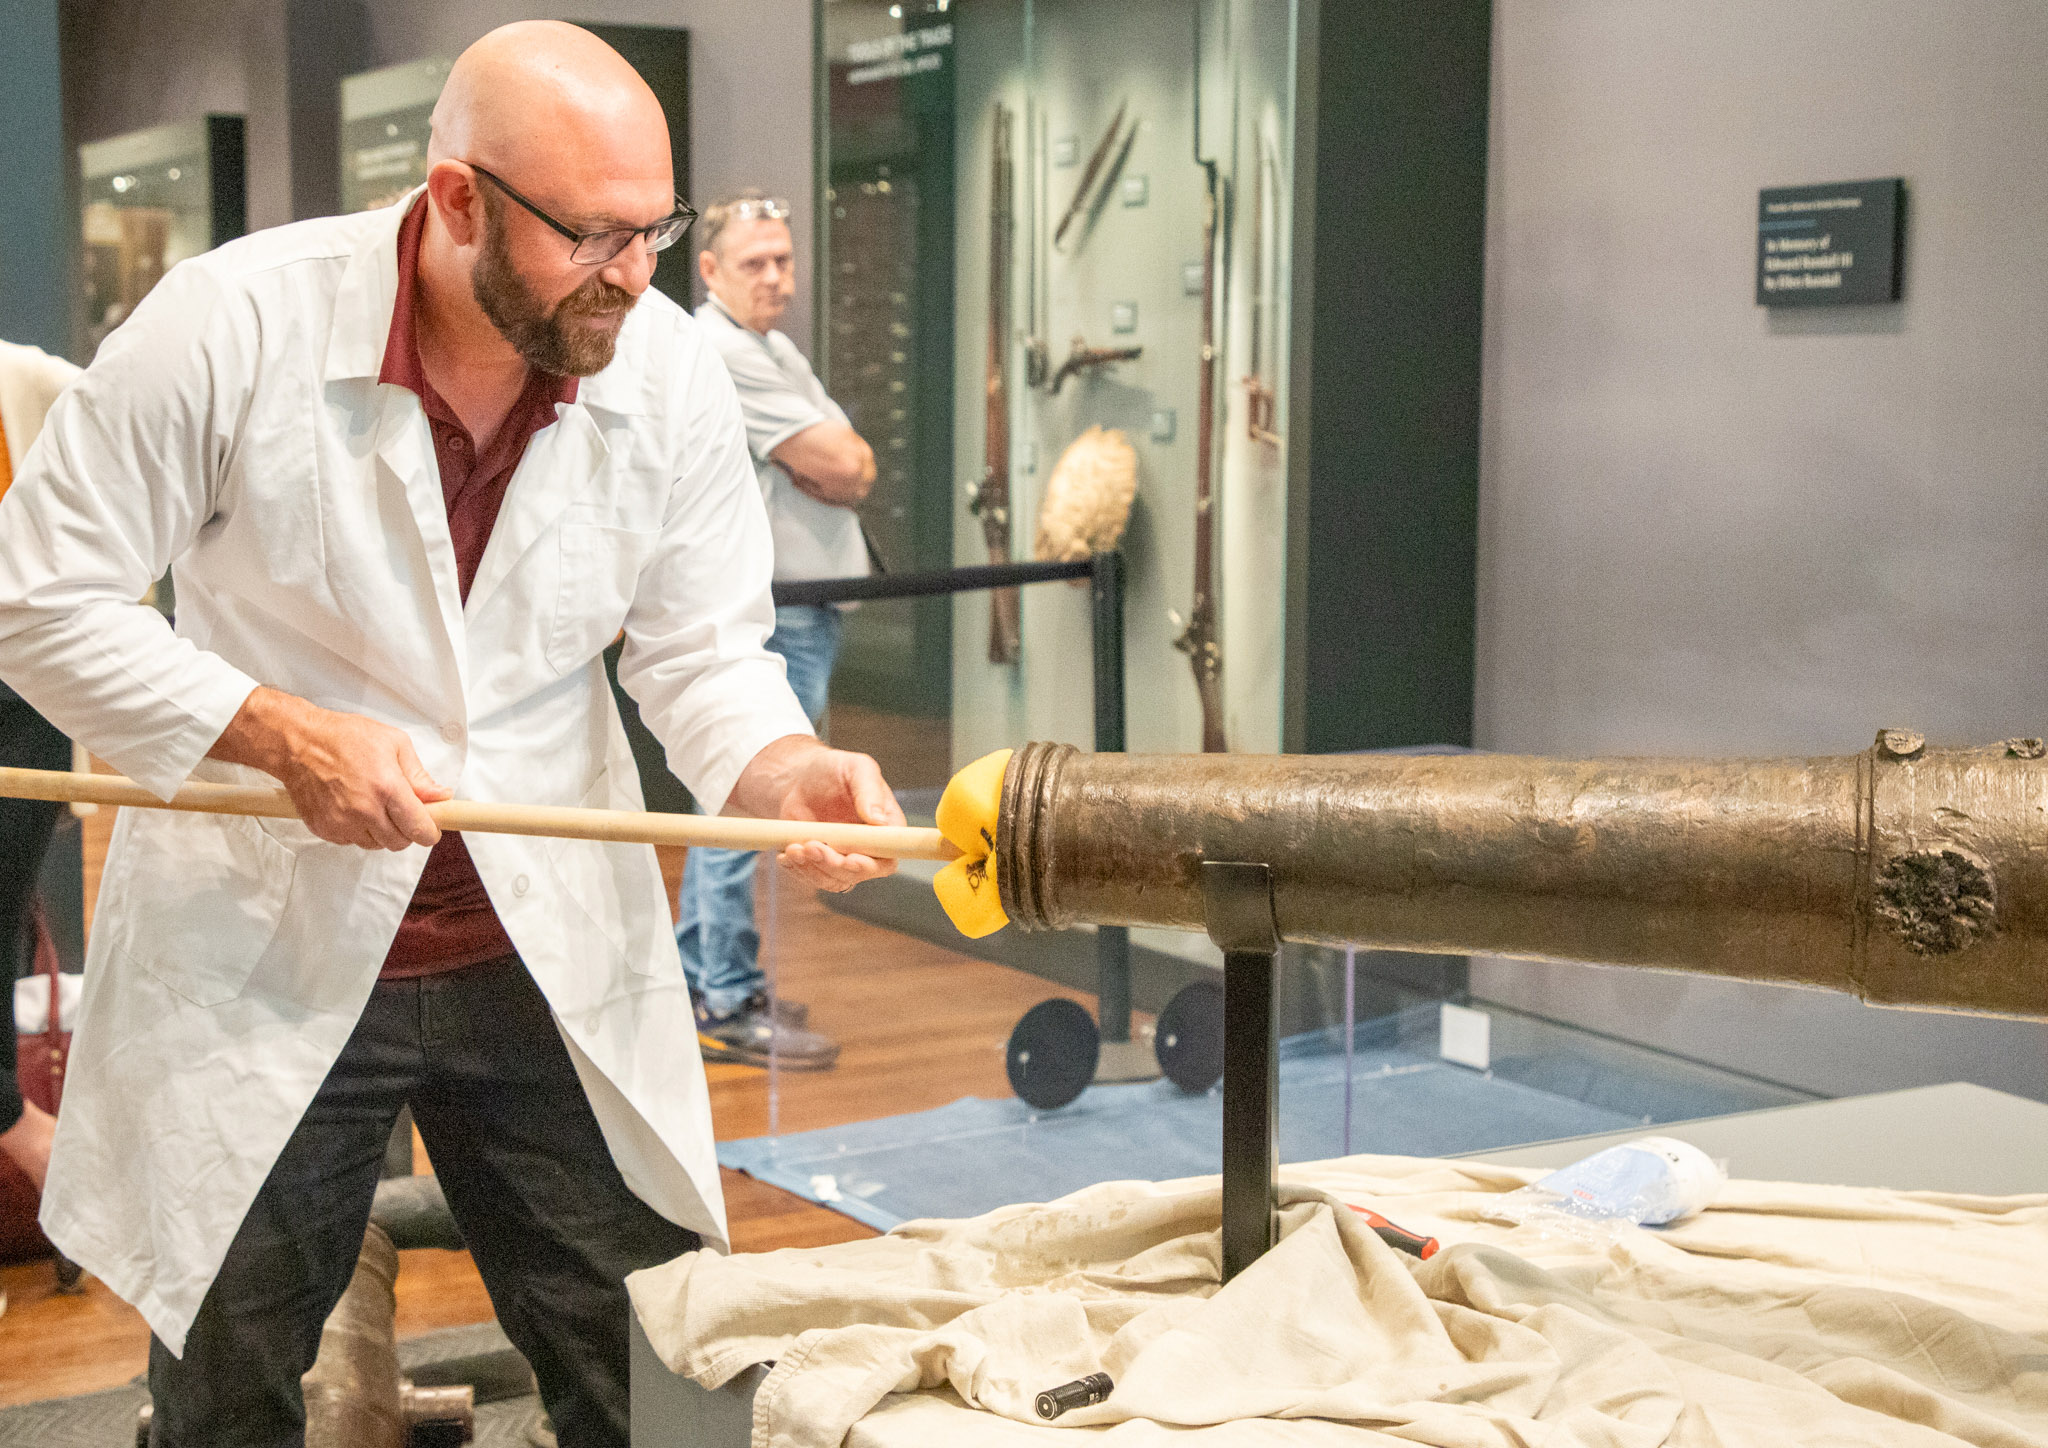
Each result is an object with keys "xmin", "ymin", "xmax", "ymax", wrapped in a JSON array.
[{"xmin": 627, "ymin": 1154, "xmax": 2048, "ymax": 1448}]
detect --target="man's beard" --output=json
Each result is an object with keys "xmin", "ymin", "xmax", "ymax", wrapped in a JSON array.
[{"xmin": 471, "ymin": 198, "xmax": 637, "ymax": 377}]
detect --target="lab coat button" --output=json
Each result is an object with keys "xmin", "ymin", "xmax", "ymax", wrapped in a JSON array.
[
  {"xmin": 513, "ymin": 874, "xmax": 530, "ymax": 896},
  {"xmin": 441, "ymin": 722, "xmax": 463, "ymax": 743}
]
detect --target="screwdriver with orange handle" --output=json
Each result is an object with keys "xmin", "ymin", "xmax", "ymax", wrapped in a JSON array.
[{"xmin": 1350, "ymin": 1205, "xmax": 1440, "ymax": 1259}]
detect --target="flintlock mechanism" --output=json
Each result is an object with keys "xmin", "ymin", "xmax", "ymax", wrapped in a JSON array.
[{"xmin": 995, "ymin": 731, "xmax": 2048, "ymax": 1022}]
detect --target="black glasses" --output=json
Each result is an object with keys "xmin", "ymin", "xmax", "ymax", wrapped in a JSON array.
[{"xmin": 469, "ymin": 163, "xmax": 696, "ymax": 266}]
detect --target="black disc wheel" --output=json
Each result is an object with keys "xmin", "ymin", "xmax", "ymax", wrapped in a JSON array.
[
  {"xmin": 1005, "ymin": 998, "xmax": 1100, "ymax": 1110},
  {"xmin": 1155, "ymin": 978, "xmax": 1225, "ymax": 1093}
]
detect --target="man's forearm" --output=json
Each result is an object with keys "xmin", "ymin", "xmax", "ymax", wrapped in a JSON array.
[
  {"xmin": 207, "ymin": 685, "xmax": 317, "ymax": 775},
  {"xmin": 207, "ymin": 686, "xmax": 447, "ymax": 850},
  {"xmin": 787, "ymin": 467, "xmax": 870, "ymax": 508},
  {"xmin": 769, "ymin": 421, "xmax": 876, "ymax": 504}
]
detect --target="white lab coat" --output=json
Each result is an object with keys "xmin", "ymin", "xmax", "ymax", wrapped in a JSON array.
[{"xmin": 0, "ymin": 198, "xmax": 814, "ymax": 1353}]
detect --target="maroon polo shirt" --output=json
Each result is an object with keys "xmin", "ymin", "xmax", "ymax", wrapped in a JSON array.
[{"xmin": 378, "ymin": 197, "xmax": 579, "ymax": 978}]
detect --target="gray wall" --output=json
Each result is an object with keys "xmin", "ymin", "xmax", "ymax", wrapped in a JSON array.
[
  {"xmin": 1474, "ymin": 1, "xmax": 2048, "ymax": 1098},
  {"xmin": 0, "ymin": 0, "xmax": 73, "ymax": 354},
  {"xmin": 57, "ymin": 0, "xmax": 814, "ymax": 351}
]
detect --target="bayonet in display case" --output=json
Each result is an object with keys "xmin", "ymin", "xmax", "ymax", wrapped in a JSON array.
[{"xmin": 1053, "ymin": 99, "xmax": 1129, "ymax": 254}]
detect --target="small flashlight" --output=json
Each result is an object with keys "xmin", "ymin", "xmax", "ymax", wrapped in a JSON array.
[{"xmin": 1034, "ymin": 1372, "xmax": 1114, "ymax": 1421}]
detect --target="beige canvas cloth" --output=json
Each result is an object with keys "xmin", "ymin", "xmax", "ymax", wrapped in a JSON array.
[{"xmin": 628, "ymin": 1154, "xmax": 2048, "ymax": 1448}]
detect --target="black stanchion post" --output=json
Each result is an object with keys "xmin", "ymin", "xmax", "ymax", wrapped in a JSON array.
[
  {"xmin": 1089, "ymin": 553, "xmax": 1134, "ymax": 1046},
  {"xmin": 1089, "ymin": 551, "xmax": 1126, "ymax": 753},
  {"xmin": 1202, "ymin": 861, "xmax": 1281, "ymax": 1281}
]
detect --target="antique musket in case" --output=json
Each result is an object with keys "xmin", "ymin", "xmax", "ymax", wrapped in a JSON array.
[
  {"xmin": 1045, "ymin": 335, "xmax": 1143, "ymax": 396},
  {"xmin": 969, "ymin": 100, "xmax": 1022, "ymax": 664},
  {"xmin": 994, "ymin": 730, "xmax": 2048, "ymax": 1021},
  {"xmin": 1173, "ymin": 10, "xmax": 1226, "ymax": 753}
]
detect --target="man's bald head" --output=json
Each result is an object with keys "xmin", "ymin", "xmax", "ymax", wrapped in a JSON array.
[
  {"xmin": 430, "ymin": 21, "xmax": 671, "ymax": 197},
  {"xmin": 417, "ymin": 22, "xmax": 680, "ymax": 377}
]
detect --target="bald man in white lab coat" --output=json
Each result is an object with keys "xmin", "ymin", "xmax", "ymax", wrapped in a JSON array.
[{"xmin": 0, "ymin": 24, "xmax": 901, "ymax": 1447}]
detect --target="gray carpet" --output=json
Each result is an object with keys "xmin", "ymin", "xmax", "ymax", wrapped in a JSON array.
[
  {"xmin": 0, "ymin": 1385, "xmax": 550, "ymax": 1448},
  {"xmin": 0, "ymin": 1322, "xmax": 544, "ymax": 1447},
  {"xmin": 0, "ymin": 1384, "xmax": 147, "ymax": 1448}
]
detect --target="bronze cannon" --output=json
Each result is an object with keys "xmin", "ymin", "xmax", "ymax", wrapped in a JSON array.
[
  {"xmin": 988, "ymin": 730, "xmax": 2048, "ymax": 1276},
  {"xmin": 996, "ymin": 730, "xmax": 2048, "ymax": 1021}
]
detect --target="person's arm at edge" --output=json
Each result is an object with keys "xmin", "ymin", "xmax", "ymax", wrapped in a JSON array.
[{"xmin": 0, "ymin": 265, "xmax": 277, "ymax": 803}]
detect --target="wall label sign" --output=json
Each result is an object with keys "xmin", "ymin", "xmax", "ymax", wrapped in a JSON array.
[{"xmin": 1756, "ymin": 178, "xmax": 1903, "ymax": 306}]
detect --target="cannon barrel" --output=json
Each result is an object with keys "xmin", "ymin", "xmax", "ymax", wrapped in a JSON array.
[{"xmin": 995, "ymin": 731, "xmax": 2048, "ymax": 1021}]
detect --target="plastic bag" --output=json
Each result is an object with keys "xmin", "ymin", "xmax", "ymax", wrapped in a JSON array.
[{"xmin": 1488, "ymin": 1135, "xmax": 1724, "ymax": 1241}]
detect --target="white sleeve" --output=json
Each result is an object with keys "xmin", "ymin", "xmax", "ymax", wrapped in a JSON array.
[
  {"xmin": 0, "ymin": 261, "xmax": 261, "ymax": 799},
  {"xmin": 614, "ymin": 334, "xmax": 815, "ymax": 816}
]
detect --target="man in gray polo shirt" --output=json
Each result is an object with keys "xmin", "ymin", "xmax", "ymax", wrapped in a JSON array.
[{"xmin": 683, "ymin": 192, "xmax": 875, "ymax": 1068}]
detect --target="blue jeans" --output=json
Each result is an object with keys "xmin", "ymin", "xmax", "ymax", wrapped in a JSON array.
[{"xmin": 676, "ymin": 605, "xmax": 842, "ymax": 1012}]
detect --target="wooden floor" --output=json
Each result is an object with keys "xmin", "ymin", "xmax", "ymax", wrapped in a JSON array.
[{"xmin": 0, "ymin": 810, "xmax": 1069, "ymax": 1406}]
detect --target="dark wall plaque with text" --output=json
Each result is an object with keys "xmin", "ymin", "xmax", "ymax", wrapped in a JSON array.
[{"xmin": 1756, "ymin": 178, "xmax": 1903, "ymax": 306}]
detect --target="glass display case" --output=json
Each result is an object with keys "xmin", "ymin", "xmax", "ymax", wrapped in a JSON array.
[
  {"xmin": 694, "ymin": 0, "xmax": 1294, "ymax": 1229},
  {"xmin": 79, "ymin": 114, "xmax": 245, "ymax": 618},
  {"xmin": 79, "ymin": 115, "xmax": 244, "ymax": 361},
  {"xmin": 818, "ymin": 0, "xmax": 1296, "ymax": 789},
  {"xmin": 667, "ymin": 0, "xmax": 1818, "ymax": 1244},
  {"xmin": 340, "ymin": 56, "xmax": 452, "ymax": 215}
]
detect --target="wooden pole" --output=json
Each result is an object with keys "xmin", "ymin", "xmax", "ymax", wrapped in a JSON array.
[{"xmin": 0, "ymin": 766, "xmax": 960, "ymax": 862}]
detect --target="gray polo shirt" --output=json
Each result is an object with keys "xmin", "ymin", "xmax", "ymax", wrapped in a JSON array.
[{"xmin": 695, "ymin": 298, "xmax": 869, "ymax": 584}]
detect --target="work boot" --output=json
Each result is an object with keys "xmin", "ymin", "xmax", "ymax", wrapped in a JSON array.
[{"xmin": 695, "ymin": 991, "xmax": 839, "ymax": 1070}]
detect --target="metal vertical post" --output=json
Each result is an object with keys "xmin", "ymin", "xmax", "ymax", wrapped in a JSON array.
[
  {"xmin": 1090, "ymin": 552, "xmax": 1134, "ymax": 1045},
  {"xmin": 1203, "ymin": 861, "xmax": 1280, "ymax": 1281},
  {"xmin": 1089, "ymin": 551, "xmax": 1126, "ymax": 751},
  {"xmin": 1342, "ymin": 945, "xmax": 1357, "ymax": 1156}
]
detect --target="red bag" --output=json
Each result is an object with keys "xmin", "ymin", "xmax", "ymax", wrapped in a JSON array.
[{"xmin": 0, "ymin": 903, "xmax": 69, "ymax": 1260}]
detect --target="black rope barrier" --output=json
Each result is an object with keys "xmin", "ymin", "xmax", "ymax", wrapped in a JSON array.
[{"xmin": 770, "ymin": 557, "xmax": 1093, "ymax": 607}]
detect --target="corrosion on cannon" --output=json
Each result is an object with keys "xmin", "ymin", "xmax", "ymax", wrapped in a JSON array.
[{"xmin": 995, "ymin": 730, "xmax": 2048, "ymax": 1022}]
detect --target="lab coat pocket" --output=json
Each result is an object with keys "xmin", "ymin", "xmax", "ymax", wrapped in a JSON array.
[
  {"xmin": 98, "ymin": 809, "xmax": 298, "ymax": 1007},
  {"xmin": 547, "ymin": 522, "xmax": 663, "ymax": 676},
  {"xmin": 544, "ymin": 766, "xmax": 663, "ymax": 974}
]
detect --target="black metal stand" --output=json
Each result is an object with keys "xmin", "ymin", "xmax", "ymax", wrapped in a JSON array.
[
  {"xmin": 1089, "ymin": 552, "xmax": 1134, "ymax": 1049},
  {"xmin": 1202, "ymin": 860, "xmax": 1280, "ymax": 1281}
]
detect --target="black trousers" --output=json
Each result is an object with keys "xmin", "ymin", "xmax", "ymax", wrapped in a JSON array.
[
  {"xmin": 148, "ymin": 956, "xmax": 700, "ymax": 1448},
  {"xmin": 0, "ymin": 689, "xmax": 69, "ymax": 1134}
]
